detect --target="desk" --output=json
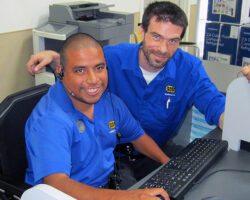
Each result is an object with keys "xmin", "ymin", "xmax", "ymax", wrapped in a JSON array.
[
  {"xmin": 185, "ymin": 149, "xmax": 250, "ymax": 200},
  {"xmin": 129, "ymin": 130, "xmax": 250, "ymax": 200}
]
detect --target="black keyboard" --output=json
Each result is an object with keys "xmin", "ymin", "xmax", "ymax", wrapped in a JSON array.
[{"xmin": 139, "ymin": 138, "xmax": 228, "ymax": 200}]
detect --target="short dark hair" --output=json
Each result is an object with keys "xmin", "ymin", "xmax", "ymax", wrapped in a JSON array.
[
  {"xmin": 141, "ymin": 1, "xmax": 188, "ymax": 39},
  {"xmin": 60, "ymin": 33, "xmax": 102, "ymax": 70}
]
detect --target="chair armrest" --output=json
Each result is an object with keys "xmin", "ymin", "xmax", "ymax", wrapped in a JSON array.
[{"xmin": 0, "ymin": 178, "xmax": 30, "ymax": 198}]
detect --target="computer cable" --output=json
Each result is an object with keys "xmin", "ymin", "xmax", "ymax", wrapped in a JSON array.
[
  {"xmin": 46, "ymin": 64, "xmax": 58, "ymax": 82},
  {"xmin": 200, "ymin": 196, "xmax": 224, "ymax": 200},
  {"xmin": 186, "ymin": 169, "xmax": 250, "ymax": 200},
  {"xmin": 108, "ymin": 89, "xmax": 122, "ymax": 189},
  {"xmin": 193, "ymin": 168, "xmax": 250, "ymax": 185}
]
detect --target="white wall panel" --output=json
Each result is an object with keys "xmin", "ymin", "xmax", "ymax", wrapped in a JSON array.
[{"xmin": 0, "ymin": 0, "xmax": 141, "ymax": 34}]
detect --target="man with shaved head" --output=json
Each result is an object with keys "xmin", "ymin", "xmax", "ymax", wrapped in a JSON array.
[
  {"xmin": 26, "ymin": 1, "xmax": 250, "ymax": 190},
  {"xmin": 25, "ymin": 33, "xmax": 170, "ymax": 200}
]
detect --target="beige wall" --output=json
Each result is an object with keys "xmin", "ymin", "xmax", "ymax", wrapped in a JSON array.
[
  {"xmin": 188, "ymin": 4, "xmax": 198, "ymax": 56},
  {"xmin": 0, "ymin": 30, "xmax": 35, "ymax": 102}
]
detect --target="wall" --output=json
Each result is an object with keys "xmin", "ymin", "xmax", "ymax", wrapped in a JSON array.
[
  {"xmin": 0, "ymin": 30, "xmax": 34, "ymax": 102},
  {"xmin": 0, "ymin": 0, "xmax": 89, "ymax": 33},
  {"xmin": 0, "ymin": 0, "xmax": 82, "ymax": 102}
]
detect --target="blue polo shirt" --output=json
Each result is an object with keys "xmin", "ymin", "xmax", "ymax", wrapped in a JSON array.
[
  {"xmin": 104, "ymin": 43, "xmax": 225, "ymax": 146},
  {"xmin": 25, "ymin": 80, "xmax": 144, "ymax": 187}
]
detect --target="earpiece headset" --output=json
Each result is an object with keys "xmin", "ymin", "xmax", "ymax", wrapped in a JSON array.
[
  {"xmin": 107, "ymin": 86, "xmax": 123, "ymax": 189},
  {"xmin": 58, "ymin": 65, "xmax": 64, "ymax": 80},
  {"xmin": 46, "ymin": 64, "xmax": 58, "ymax": 83},
  {"xmin": 58, "ymin": 65, "xmax": 78, "ymax": 98},
  {"xmin": 58, "ymin": 70, "xmax": 64, "ymax": 80}
]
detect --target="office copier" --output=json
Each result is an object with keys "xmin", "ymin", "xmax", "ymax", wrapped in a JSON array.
[{"xmin": 33, "ymin": 1, "xmax": 134, "ymax": 85}]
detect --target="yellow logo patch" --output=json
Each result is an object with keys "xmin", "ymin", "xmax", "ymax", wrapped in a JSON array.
[
  {"xmin": 109, "ymin": 121, "xmax": 116, "ymax": 129},
  {"xmin": 166, "ymin": 85, "xmax": 176, "ymax": 93},
  {"xmin": 76, "ymin": 119, "xmax": 85, "ymax": 133}
]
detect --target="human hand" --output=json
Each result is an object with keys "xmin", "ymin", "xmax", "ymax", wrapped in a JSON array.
[
  {"xmin": 219, "ymin": 112, "xmax": 224, "ymax": 130},
  {"xmin": 242, "ymin": 65, "xmax": 250, "ymax": 83},
  {"xmin": 27, "ymin": 50, "xmax": 60, "ymax": 75},
  {"xmin": 118, "ymin": 188, "xmax": 169, "ymax": 200}
]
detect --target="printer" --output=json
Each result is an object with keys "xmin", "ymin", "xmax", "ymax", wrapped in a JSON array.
[{"xmin": 33, "ymin": 1, "xmax": 134, "ymax": 85}]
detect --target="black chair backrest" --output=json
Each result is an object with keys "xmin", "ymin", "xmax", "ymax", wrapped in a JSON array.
[{"xmin": 0, "ymin": 84, "xmax": 50, "ymax": 182}]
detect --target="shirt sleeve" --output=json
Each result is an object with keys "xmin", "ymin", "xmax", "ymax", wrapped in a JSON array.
[
  {"xmin": 25, "ymin": 114, "xmax": 72, "ymax": 184},
  {"xmin": 191, "ymin": 59, "xmax": 225, "ymax": 126}
]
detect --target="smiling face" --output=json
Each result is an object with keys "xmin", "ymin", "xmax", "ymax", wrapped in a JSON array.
[
  {"xmin": 139, "ymin": 16, "xmax": 183, "ymax": 72},
  {"xmin": 62, "ymin": 46, "xmax": 108, "ymax": 110}
]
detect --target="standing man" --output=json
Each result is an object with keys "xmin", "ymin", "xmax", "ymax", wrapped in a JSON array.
[
  {"xmin": 26, "ymin": 1, "xmax": 250, "ymax": 180},
  {"xmin": 25, "ymin": 33, "xmax": 169, "ymax": 200}
]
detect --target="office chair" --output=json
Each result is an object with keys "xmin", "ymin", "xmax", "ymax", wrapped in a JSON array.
[{"xmin": 0, "ymin": 84, "xmax": 50, "ymax": 199}]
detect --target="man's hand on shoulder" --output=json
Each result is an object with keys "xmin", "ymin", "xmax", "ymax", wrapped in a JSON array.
[{"xmin": 27, "ymin": 50, "xmax": 60, "ymax": 75}]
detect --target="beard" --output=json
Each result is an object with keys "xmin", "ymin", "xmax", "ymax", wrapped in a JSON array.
[{"xmin": 141, "ymin": 42, "xmax": 173, "ymax": 71}]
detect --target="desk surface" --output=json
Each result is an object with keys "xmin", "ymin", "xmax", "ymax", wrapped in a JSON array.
[
  {"xmin": 185, "ymin": 149, "xmax": 250, "ymax": 200},
  {"xmin": 129, "ymin": 137, "xmax": 250, "ymax": 200}
]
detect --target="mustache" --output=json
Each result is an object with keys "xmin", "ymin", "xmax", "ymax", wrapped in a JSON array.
[
  {"xmin": 78, "ymin": 82, "xmax": 106, "ymax": 91},
  {"xmin": 150, "ymin": 50, "xmax": 168, "ymax": 58}
]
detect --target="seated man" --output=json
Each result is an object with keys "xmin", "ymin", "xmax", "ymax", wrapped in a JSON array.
[
  {"xmin": 26, "ymin": 1, "xmax": 250, "ymax": 185},
  {"xmin": 25, "ymin": 33, "xmax": 169, "ymax": 200}
]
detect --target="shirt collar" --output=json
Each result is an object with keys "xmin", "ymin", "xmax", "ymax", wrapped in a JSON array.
[
  {"xmin": 51, "ymin": 79, "xmax": 79, "ymax": 113},
  {"xmin": 120, "ymin": 43, "xmax": 141, "ymax": 71}
]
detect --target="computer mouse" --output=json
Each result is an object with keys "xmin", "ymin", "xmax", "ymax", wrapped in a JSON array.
[{"xmin": 201, "ymin": 196, "xmax": 224, "ymax": 200}]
